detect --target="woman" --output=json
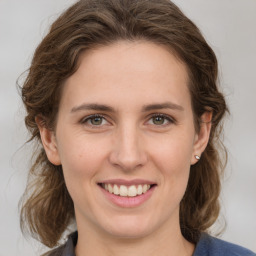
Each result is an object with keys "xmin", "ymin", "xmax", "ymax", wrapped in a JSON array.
[{"xmin": 19, "ymin": 0, "xmax": 255, "ymax": 255}]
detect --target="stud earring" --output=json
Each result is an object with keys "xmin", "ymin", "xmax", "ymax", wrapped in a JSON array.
[{"xmin": 195, "ymin": 155, "xmax": 200, "ymax": 160}]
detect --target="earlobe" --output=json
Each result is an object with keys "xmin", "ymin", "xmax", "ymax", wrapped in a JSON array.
[
  {"xmin": 191, "ymin": 111, "xmax": 212, "ymax": 165},
  {"xmin": 36, "ymin": 116, "xmax": 61, "ymax": 166}
]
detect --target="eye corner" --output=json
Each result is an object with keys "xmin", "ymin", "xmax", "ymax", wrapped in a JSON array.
[
  {"xmin": 80, "ymin": 113, "xmax": 111, "ymax": 127},
  {"xmin": 146, "ymin": 113, "xmax": 176, "ymax": 127}
]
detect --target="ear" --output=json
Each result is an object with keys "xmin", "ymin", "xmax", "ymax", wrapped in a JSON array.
[
  {"xmin": 191, "ymin": 111, "xmax": 212, "ymax": 165},
  {"xmin": 36, "ymin": 116, "xmax": 61, "ymax": 166}
]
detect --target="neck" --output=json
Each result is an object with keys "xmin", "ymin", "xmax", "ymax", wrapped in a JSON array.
[{"xmin": 75, "ymin": 216, "xmax": 195, "ymax": 256}]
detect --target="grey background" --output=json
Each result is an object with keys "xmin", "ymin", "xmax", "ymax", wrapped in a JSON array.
[{"xmin": 0, "ymin": 0, "xmax": 255, "ymax": 255}]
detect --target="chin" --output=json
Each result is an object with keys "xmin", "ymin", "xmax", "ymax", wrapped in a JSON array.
[{"xmin": 100, "ymin": 215, "xmax": 156, "ymax": 239}]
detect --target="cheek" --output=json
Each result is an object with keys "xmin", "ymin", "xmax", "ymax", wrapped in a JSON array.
[
  {"xmin": 57, "ymin": 136, "xmax": 108, "ymax": 182},
  {"xmin": 149, "ymin": 132, "xmax": 194, "ymax": 197},
  {"xmin": 150, "ymin": 132, "xmax": 194, "ymax": 171},
  {"xmin": 57, "ymin": 137, "xmax": 108, "ymax": 208}
]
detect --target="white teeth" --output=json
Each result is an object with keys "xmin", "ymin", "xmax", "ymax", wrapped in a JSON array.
[
  {"xmin": 102, "ymin": 183, "xmax": 152, "ymax": 197},
  {"xmin": 120, "ymin": 185, "xmax": 128, "ymax": 196},
  {"xmin": 137, "ymin": 185, "xmax": 143, "ymax": 195},
  {"xmin": 108, "ymin": 184, "xmax": 113, "ymax": 193},
  {"xmin": 142, "ymin": 184, "xmax": 148, "ymax": 193},
  {"xmin": 113, "ymin": 184, "xmax": 119, "ymax": 195},
  {"xmin": 128, "ymin": 185, "xmax": 137, "ymax": 197}
]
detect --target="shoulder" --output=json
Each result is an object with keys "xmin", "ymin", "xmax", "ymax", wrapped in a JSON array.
[
  {"xmin": 43, "ymin": 232, "xmax": 77, "ymax": 256},
  {"xmin": 193, "ymin": 233, "xmax": 256, "ymax": 256},
  {"xmin": 44, "ymin": 245, "xmax": 65, "ymax": 256}
]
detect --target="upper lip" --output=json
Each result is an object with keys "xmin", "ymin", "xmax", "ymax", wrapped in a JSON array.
[{"xmin": 98, "ymin": 179, "xmax": 156, "ymax": 186}]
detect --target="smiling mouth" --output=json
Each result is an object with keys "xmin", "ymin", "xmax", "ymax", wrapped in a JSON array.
[{"xmin": 99, "ymin": 183, "xmax": 156, "ymax": 197}]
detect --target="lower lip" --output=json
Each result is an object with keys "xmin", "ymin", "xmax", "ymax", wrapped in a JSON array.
[{"xmin": 99, "ymin": 185, "xmax": 156, "ymax": 208}]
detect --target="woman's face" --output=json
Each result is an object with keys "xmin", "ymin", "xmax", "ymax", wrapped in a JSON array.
[{"xmin": 41, "ymin": 41, "xmax": 210, "ymax": 239}]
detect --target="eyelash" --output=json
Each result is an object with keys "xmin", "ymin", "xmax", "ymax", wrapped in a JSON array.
[
  {"xmin": 80, "ymin": 114, "xmax": 107, "ymax": 127},
  {"xmin": 149, "ymin": 113, "xmax": 175, "ymax": 126},
  {"xmin": 80, "ymin": 113, "xmax": 175, "ymax": 127}
]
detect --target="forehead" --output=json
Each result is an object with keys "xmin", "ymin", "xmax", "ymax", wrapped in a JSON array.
[
  {"xmin": 60, "ymin": 41, "xmax": 191, "ymax": 111},
  {"xmin": 76, "ymin": 40, "xmax": 188, "ymax": 83}
]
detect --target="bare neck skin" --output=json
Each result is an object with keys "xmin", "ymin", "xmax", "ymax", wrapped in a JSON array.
[{"xmin": 75, "ymin": 209, "xmax": 195, "ymax": 256}]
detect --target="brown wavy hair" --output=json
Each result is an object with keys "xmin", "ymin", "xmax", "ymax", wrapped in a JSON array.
[{"xmin": 20, "ymin": 0, "xmax": 228, "ymax": 249}]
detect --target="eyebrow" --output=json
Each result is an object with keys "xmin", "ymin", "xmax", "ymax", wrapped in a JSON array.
[
  {"xmin": 70, "ymin": 102, "xmax": 184, "ymax": 113},
  {"xmin": 141, "ymin": 102, "xmax": 184, "ymax": 112},
  {"xmin": 71, "ymin": 103, "xmax": 115, "ymax": 113}
]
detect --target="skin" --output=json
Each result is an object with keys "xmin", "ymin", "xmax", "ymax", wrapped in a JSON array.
[{"xmin": 38, "ymin": 41, "xmax": 212, "ymax": 256}]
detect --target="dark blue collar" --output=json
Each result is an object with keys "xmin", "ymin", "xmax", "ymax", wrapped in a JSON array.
[{"xmin": 49, "ymin": 231, "xmax": 255, "ymax": 256}]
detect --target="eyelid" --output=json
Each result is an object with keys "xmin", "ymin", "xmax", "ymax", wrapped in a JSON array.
[
  {"xmin": 80, "ymin": 114, "xmax": 110, "ymax": 126},
  {"xmin": 146, "ymin": 113, "xmax": 176, "ymax": 125},
  {"xmin": 79, "ymin": 113, "xmax": 176, "ymax": 127}
]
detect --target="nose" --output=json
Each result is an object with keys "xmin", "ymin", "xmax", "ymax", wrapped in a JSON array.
[{"xmin": 109, "ymin": 124, "xmax": 148, "ymax": 171}]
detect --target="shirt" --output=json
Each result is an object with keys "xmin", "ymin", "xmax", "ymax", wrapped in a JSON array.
[{"xmin": 48, "ymin": 231, "xmax": 256, "ymax": 256}]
